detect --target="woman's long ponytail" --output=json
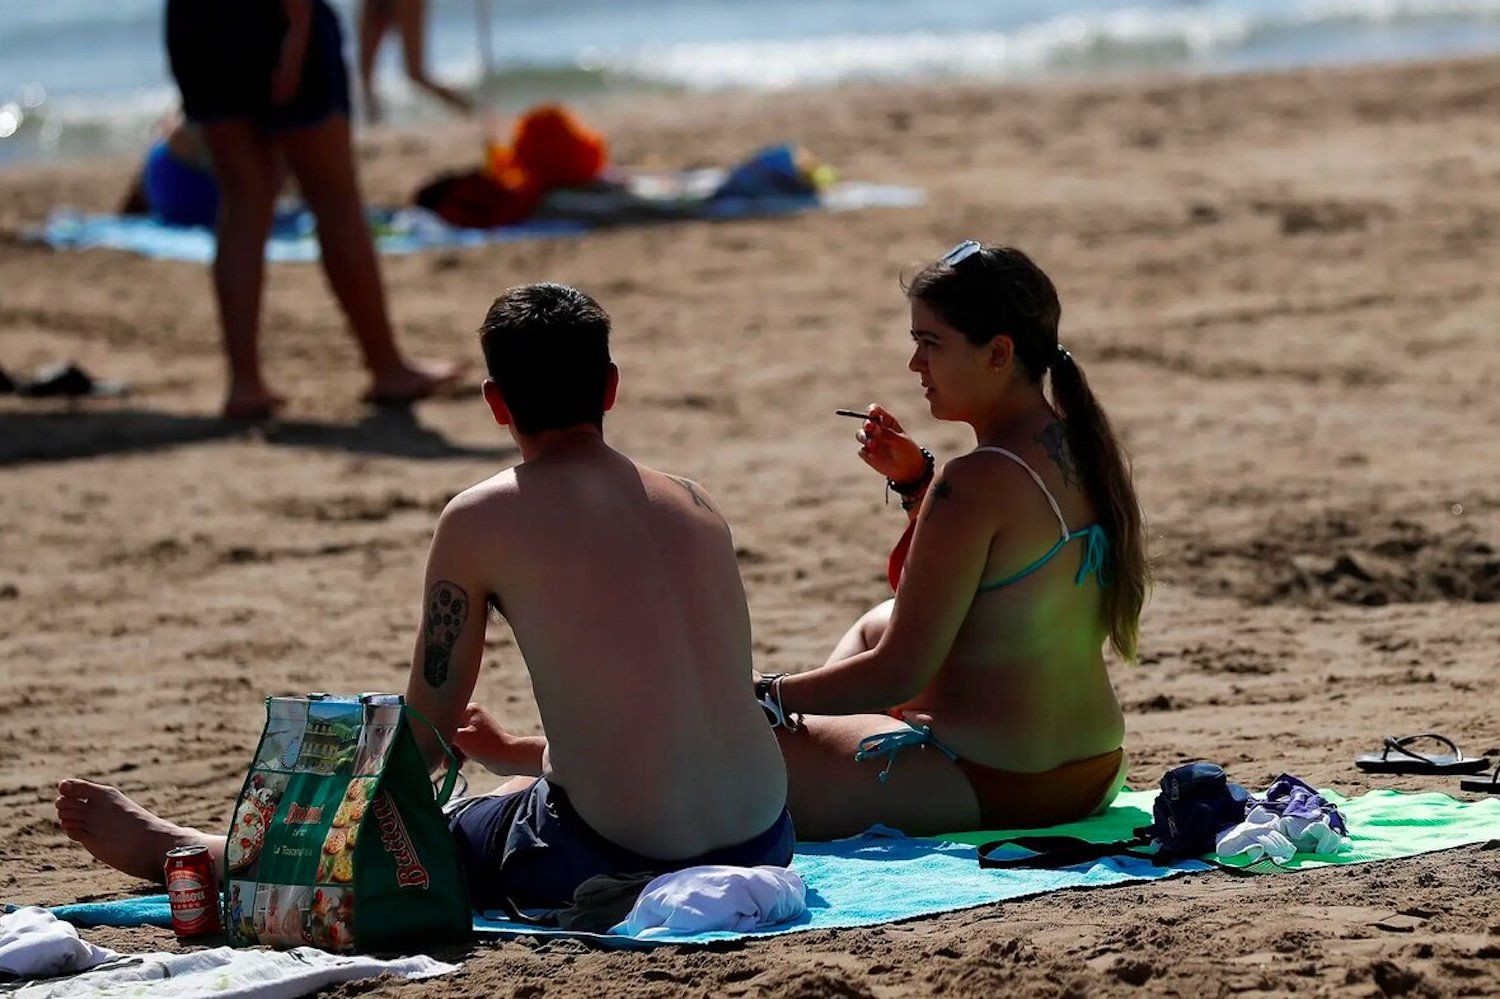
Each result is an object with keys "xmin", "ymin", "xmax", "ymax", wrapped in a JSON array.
[{"xmin": 1049, "ymin": 349, "xmax": 1148, "ymax": 661}]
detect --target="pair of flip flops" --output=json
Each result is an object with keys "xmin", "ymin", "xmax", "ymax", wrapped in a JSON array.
[
  {"xmin": 1356, "ymin": 733, "xmax": 1498, "ymax": 793},
  {"xmin": 0, "ymin": 362, "xmax": 128, "ymax": 399}
]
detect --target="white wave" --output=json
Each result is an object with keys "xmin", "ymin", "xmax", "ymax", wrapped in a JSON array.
[{"xmin": 600, "ymin": 1, "xmax": 1500, "ymax": 91}]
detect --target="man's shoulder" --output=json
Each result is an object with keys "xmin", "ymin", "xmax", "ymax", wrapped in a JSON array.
[{"xmin": 438, "ymin": 471, "xmax": 521, "ymax": 527}]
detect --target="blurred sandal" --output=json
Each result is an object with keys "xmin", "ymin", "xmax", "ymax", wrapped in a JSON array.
[
  {"xmin": 17, "ymin": 361, "xmax": 128, "ymax": 399},
  {"xmin": 1459, "ymin": 761, "xmax": 1500, "ymax": 794},
  {"xmin": 1355, "ymin": 733, "xmax": 1490, "ymax": 775}
]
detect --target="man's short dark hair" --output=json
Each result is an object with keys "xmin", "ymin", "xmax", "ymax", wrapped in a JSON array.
[{"xmin": 478, "ymin": 283, "xmax": 612, "ymax": 434}]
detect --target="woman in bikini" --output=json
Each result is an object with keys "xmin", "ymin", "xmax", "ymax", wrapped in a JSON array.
[{"xmin": 760, "ymin": 241, "xmax": 1148, "ymax": 839}]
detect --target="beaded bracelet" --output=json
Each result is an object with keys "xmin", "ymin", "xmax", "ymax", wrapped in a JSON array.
[{"xmin": 885, "ymin": 447, "xmax": 935, "ymax": 507}]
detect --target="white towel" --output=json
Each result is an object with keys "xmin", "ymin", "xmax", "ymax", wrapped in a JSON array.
[
  {"xmin": 611, "ymin": 864, "xmax": 806, "ymax": 938},
  {"xmin": 6, "ymin": 944, "xmax": 457, "ymax": 998},
  {"xmin": 0, "ymin": 907, "xmax": 118, "ymax": 978},
  {"xmin": 1215, "ymin": 804, "xmax": 1351, "ymax": 865}
]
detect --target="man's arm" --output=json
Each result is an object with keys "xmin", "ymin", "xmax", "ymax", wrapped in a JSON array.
[{"xmin": 403, "ymin": 500, "xmax": 489, "ymax": 774}]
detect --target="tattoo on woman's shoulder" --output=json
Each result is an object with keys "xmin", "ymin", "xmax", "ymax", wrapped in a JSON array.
[
  {"xmin": 422, "ymin": 580, "xmax": 469, "ymax": 688},
  {"xmin": 1034, "ymin": 422, "xmax": 1080, "ymax": 488}
]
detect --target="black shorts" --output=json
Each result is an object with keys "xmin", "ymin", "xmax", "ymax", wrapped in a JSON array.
[
  {"xmin": 166, "ymin": 0, "xmax": 351, "ymax": 131},
  {"xmin": 447, "ymin": 778, "xmax": 796, "ymax": 910}
]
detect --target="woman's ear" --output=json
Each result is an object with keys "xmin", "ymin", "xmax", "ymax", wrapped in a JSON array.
[{"xmin": 989, "ymin": 335, "xmax": 1015, "ymax": 370}]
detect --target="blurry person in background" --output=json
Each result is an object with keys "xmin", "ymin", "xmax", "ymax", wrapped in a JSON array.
[
  {"xmin": 165, "ymin": 0, "xmax": 462, "ymax": 420},
  {"xmin": 358, "ymin": 0, "xmax": 475, "ymax": 124}
]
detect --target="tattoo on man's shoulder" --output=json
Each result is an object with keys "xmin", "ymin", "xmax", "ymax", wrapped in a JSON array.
[
  {"xmin": 1034, "ymin": 422, "xmax": 1080, "ymax": 489},
  {"xmin": 422, "ymin": 580, "xmax": 469, "ymax": 688},
  {"xmin": 668, "ymin": 475, "xmax": 713, "ymax": 512}
]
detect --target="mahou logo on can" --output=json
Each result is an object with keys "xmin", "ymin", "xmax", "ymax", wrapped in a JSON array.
[{"xmin": 164, "ymin": 845, "xmax": 221, "ymax": 938}]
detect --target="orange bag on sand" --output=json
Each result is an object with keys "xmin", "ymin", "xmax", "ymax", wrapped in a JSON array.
[{"xmin": 508, "ymin": 104, "xmax": 608, "ymax": 190}]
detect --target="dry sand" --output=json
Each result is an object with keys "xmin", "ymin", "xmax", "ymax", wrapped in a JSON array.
[{"xmin": 2, "ymin": 54, "xmax": 1499, "ymax": 997}]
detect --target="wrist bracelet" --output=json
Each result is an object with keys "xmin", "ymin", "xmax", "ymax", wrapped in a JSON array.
[{"xmin": 886, "ymin": 448, "xmax": 935, "ymax": 506}]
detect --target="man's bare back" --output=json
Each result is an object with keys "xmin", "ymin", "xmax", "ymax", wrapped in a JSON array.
[{"xmin": 408, "ymin": 434, "xmax": 787, "ymax": 859}]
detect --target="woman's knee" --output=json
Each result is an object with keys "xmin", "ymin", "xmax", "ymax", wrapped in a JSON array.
[{"xmin": 858, "ymin": 599, "xmax": 895, "ymax": 648}]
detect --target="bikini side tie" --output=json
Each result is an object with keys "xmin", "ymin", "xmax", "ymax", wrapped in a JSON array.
[{"xmin": 854, "ymin": 725, "xmax": 958, "ymax": 784}]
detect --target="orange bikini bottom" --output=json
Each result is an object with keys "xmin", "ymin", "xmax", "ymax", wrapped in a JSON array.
[{"xmin": 955, "ymin": 747, "xmax": 1125, "ymax": 829}]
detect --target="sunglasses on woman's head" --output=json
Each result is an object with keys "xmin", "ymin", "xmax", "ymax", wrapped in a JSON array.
[{"xmin": 940, "ymin": 240, "xmax": 983, "ymax": 267}]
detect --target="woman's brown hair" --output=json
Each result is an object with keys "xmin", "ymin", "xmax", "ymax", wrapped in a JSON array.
[{"xmin": 905, "ymin": 245, "xmax": 1148, "ymax": 660}]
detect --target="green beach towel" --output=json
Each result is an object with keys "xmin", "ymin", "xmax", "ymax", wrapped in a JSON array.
[{"xmin": 940, "ymin": 788, "xmax": 1500, "ymax": 872}]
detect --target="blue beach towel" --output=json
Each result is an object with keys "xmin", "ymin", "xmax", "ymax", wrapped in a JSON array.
[
  {"xmin": 46, "ymin": 789, "xmax": 1497, "ymax": 948},
  {"xmin": 33, "ymin": 177, "xmax": 925, "ymax": 265}
]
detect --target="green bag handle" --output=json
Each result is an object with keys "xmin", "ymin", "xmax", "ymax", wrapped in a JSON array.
[{"xmin": 401, "ymin": 704, "xmax": 463, "ymax": 808}]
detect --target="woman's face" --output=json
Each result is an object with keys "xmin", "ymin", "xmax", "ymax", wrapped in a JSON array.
[{"xmin": 908, "ymin": 298, "xmax": 996, "ymax": 422}]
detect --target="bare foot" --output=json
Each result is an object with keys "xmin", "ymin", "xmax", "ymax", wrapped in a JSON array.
[
  {"xmin": 54, "ymin": 779, "xmax": 221, "ymax": 884},
  {"xmin": 365, "ymin": 358, "xmax": 468, "ymax": 407},
  {"xmin": 222, "ymin": 384, "xmax": 286, "ymax": 422}
]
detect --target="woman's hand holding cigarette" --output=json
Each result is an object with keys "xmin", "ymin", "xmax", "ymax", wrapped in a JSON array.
[{"xmin": 850, "ymin": 405, "xmax": 927, "ymax": 484}]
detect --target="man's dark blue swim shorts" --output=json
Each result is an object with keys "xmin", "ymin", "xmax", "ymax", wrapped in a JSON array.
[
  {"xmin": 166, "ymin": 0, "xmax": 350, "ymax": 131},
  {"xmin": 446, "ymin": 778, "xmax": 796, "ymax": 909}
]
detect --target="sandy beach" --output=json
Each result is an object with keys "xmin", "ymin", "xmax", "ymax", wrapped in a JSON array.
[{"xmin": 3, "ymin": 54, "xmax": 1499, "ymax": 996}]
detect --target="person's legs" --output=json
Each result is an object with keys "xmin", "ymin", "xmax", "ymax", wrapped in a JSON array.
[
  {"xmin": 275, "ymin": 115, "xmax": 462, "ymax": 403},
  {"xmin": 356, "ymin": 0, "xmax": 395, "ymax": 124},
  {"xmin": 776, "ymin": 714, "xmax": 980, "ymax": 840},
  {"xmin": 54, "ymin": 780, "xmax": 224, "ymax": 884},
  {"xmin": 397, "ymin": 0, "xmax": 473, "ymax": 115},
  {"xmin": 822, "ymin": 599, "xmax": 894, "ymax": 665},
  {"xmin": 198, "ymin": 119, "xmax": 282, "ymax": 420}
]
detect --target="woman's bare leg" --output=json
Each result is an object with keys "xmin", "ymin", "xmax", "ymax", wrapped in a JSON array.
[
  {"xmin": 397, "ymin": 0, "xmax": 473, "ymax": 115},
  {"xmin": 776, "ymin": 714, "xmax": 979, "ymax": 840},
  {"xmin": 823, "ymin": 598, "xmax": 894, "ymax": 665},
  {"xmin": 276, "ymin": 116, "xmax": 462, "ymax": 403},
  {"xmin": 54, "ymin": 780, "xmax": 225, "ymax": 884},
  {"xmin": 199, "ymin": 120, "xmax": 282, "ymax": 420},
  {"xmin": 357, "ymin": 0, "xmax": 395, "ymax": 124}
]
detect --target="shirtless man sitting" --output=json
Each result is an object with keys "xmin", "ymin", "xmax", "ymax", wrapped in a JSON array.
[{"xmin": 55, "ymin": 283, "xmax": 792, "ymax": 909}]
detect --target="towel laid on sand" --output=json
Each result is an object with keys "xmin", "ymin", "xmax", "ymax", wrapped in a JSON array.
[
  {"xmin": 0, "ymin": 908, "xmax": 117, "ymax": 978},
  {"xmin": 611, "ymin": 865, "xmax": 806, "ymax": 938},
  {"xmin": 33, "ymin": 177, "xmax": 925, "ymax": 264},
  {"xmin": 2, "ymin": 945, "xmax": 456, "ymax": 998},
  {"xmin": 48, "ymin": 789, "xmax": 1500, "ymax": 947}
]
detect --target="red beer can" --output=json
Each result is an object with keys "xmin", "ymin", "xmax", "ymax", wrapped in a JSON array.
[{"xmin": 164, "ymin": 845, "xmax": 221, "ymax": 938}]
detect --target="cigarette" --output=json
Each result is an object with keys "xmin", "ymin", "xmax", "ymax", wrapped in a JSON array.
[{"xmin": 834, "ymin": 409, "xmax": 869, "ymax": 419}]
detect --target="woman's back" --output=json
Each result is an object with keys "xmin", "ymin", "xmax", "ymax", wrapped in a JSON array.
[{"xmin": 895, "ymin": 415, "xmax": 1125, "ymax": 773}]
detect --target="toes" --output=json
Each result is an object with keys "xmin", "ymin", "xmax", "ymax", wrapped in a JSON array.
[{"xmin": 57, "ymin": 778, "xmax": 104, "ymax": 798}]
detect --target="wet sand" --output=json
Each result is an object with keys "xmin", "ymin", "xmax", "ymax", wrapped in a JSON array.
[{"xmin": 2, "ymin": 54, "xmax": 1499, "ymax": 996}]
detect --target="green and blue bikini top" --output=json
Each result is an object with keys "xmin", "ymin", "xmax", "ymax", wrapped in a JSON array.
[
  {"xmin": 971, "ymin": 446, "xmax": 1109, "ymax": 592},
  {"xmin": 886, "ymin": 446, "xmax": 1110, "ymax": 594}
]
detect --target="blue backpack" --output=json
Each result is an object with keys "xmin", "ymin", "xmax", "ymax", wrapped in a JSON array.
[{"xmin": 977, "ymin": 762, "xmax": 1250, "ymax": 869}]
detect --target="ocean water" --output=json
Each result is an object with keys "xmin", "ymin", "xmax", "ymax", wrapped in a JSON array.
[{"xmin": 4, "ymin": 0, "xmax": 1500, "ymax": 168}]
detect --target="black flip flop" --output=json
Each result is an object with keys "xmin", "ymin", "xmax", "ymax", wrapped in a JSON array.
[
  {"xmin": 0, "ymin": 366, "xmax": 13, "ymax": 394},
  {"xmin": 1460, "ymin": 761, "xmax": 1500, "ymax": 794},
  {"xmin": 1355, "ymin": 733, "xmax": 1491, "ymax": 775},
  {"xmin": 17, "ymin": 361, "xmax": 128, "ymax": 399}
]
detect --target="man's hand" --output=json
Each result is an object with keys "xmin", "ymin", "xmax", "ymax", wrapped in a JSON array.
[{"xmin": 452, "ymin": 703, "xmax": 547, "ymax": 776}]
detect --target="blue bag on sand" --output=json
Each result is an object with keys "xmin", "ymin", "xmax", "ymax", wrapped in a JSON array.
[
  {"xmin": 1145, "ymin": 762, "xmax": 1252, "ymax": 861},
  {"xmin": 977, "ymin": 761, "xmax": 1250, "ymax": 870}
]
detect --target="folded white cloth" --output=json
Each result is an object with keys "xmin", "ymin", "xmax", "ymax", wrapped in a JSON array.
[
  {"xmin": 0, "ymin": 907, "xmax": 118, "ymax": 978},
  {"xmin": 611, "ymin": 864, "xmax": 806, "ymax": 938},
  {"xmin": 1215, "ymin": 803, "xmax": 1351, "ymax": 865},
  {"xmin": 6, "ymin": 944, "xmax": 457, "ymax": 998}
]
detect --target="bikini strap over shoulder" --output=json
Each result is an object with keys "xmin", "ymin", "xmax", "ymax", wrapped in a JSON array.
[{"xmin": 969, "ymin": 446, "xmax": 1069, "ymax": 541}]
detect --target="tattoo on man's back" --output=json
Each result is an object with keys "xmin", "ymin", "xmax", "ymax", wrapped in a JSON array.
[
  {"xmin": 422, "ymin": 581, "xmax": 468, "ymax": 688},
  {"xmin": 1034, "ymin": 422, "xmax": 1080, "ymax": 489},
  {"xmin": 668, "ymin": 475, "xmax": 713, "ymax": 511}
]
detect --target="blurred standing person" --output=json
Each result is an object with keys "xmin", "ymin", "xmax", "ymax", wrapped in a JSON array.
[
  {"xmin": 166, "ymin": 0, "xmax": 462, "ymax": 420},
  {"xmin": 358, "ymin": 0, "xmax": 475, "ymax": 124}
]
